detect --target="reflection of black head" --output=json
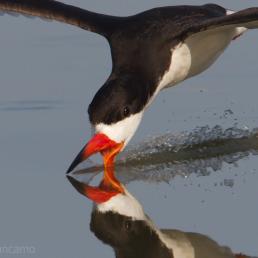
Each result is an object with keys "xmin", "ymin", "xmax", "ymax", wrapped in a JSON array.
[{"xmin": 90, "ymin": 210, "xmax": 173, "ymax": 258}]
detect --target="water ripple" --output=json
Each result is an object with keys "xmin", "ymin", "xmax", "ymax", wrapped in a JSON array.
[{"xmin": 0, "ymin": 100, "xmax": 63, "ymax": 112}]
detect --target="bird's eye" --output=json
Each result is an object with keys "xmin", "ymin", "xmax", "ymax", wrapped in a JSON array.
[
  {"xmin": 123, "ymin": 107, "xmax": 130, "ymax": 117},
  {"xmin": 124, "ymin": 220, "xmax": 132, "ymax": 231}
]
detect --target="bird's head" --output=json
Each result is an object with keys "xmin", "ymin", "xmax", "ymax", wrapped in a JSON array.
[{"xmin": 67, "ymin": 75, "xmax": 149, "ymax": 173}]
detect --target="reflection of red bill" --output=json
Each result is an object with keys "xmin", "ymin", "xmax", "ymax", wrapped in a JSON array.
[{"xmin": 67, "ymin": 174, "xmax": 124, "ymax": 204}]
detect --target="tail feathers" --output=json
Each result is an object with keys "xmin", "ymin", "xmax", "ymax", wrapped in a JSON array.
[{"xmin": 182, "ymin": 7, "xmax": 258, "ymax": 40}]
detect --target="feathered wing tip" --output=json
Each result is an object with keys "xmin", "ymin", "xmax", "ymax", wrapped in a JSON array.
[
  {"xmin": 182, "ymin": 7, "xmax": 258, "ymax": 39},
  {"xmin": 0, "ymin": 0, "xmax": 121, "ymax": 37}
]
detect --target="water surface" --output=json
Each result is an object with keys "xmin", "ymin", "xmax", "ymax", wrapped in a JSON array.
[{"xmin": 0, "ymin": 1, "xmax": 258, "ymax": 257}]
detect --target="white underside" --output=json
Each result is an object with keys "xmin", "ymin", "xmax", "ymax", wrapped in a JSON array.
[{"xmin": 149, "ymin": 24, "xmax": 247, "ymax": 105}]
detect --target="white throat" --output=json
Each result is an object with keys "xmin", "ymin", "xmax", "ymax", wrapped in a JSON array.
[{"xmin": 95, "ymin": 111, "xmax": 143, "ymax": 147}]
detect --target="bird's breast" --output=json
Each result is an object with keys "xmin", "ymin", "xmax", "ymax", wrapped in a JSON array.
[
  {"xmin": 146, "ymin": 42, "xmax": 191, "ymax": 107},
  {"xmin": 148, "ymin": 25, "xmax": 245, "ymax": 106}
]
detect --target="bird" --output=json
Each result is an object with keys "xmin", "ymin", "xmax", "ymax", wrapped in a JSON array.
[
  {"xmin": 67, "ymin": 175, "xmax": 254, "ymax": 258},
  {"xmin": 1, "ymin": 1, "xmax": 258, "ymax": 183}
]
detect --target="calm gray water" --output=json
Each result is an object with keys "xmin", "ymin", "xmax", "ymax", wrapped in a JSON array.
[{"xmin": 0, "ymin": 1, "xmax": 258, "ymax": 257}]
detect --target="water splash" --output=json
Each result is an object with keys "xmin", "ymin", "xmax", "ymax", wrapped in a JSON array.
[
  {"xmin": 119, "ymin": 125, "xmax": 257, "ymax": 162},
  {"xmin": 72, "ymin": 125, "xmax": 258, "ymax": 185}
]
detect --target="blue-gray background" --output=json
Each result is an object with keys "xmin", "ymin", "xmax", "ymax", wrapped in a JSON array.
[{"xmin": 0, "ymin": 1, "xmax": 258, "ymax": 257}]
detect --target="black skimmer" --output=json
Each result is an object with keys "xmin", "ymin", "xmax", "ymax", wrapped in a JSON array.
[
  {"xmin": 1, "ymin": 1, "xmax": 258, "ymax": 179},
  {"xmin": 67, "ymin": 175, "xmax": 254, "ymax": 258}
]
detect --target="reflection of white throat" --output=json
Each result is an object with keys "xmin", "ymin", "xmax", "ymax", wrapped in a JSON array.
[
  {"xmin": 95, "ymin": 111, "xmax": 143, "ymax": 147},
  {"xmin": 96, "ymin": 188, "xmax": 146, "ymax": 220}
]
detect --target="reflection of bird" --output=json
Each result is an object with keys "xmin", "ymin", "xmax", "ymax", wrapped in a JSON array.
[
  {"xmin": 67, "ymin": 175, "xmax": 254, "ymax": 258},
  {"xmin": 1, "ymin": 1, "xmax": 258, "ymax": 179}
]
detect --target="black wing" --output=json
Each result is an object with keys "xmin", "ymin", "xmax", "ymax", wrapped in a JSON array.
[
  {"xmin": 0, "ymin": 0, "xmax": 120, "ymax": 37},
  {"xmin": 181, "ymin": 7, "xmax": 258, "ymax": 39}
]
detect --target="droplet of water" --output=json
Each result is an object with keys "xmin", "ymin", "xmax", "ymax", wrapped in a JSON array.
[{"xmin": 224, "ymin": 179, "xmax": 234, "ymax": 188}]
